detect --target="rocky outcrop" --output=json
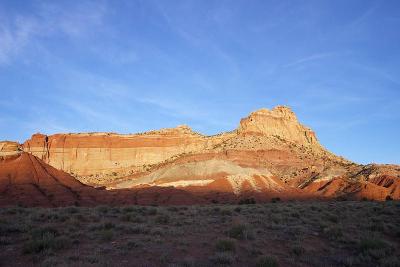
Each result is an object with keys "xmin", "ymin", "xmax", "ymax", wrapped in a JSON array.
[
  {"xmin": 0, "ymin": 152, "xmax": 102, "ymax": 207},
  {"xmin": 0, "ymin": 141, "xmax": 21, "ymax": 157},
  {"xmin": 237, "ymin": 106, "xmax": 318, "ymax": 146},
  {"xmin": 21, "ymin": 106, "xmax": 325, "ymax": 182},
  {"xmin": 22, "ymin": 127, "xmax": 231, "ymax": 181},
  {"xmin": 0, "ymin": 151, "xmax": 208, "ymax": 207},
  {"xmin": 0, "ymin": 105, "xmax": 397, "ymax": 204}
]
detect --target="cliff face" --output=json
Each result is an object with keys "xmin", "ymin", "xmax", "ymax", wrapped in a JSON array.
[
  {"xmin": 22, "ymin": 106, "xmax": 325, "ymax": 180},
  {"xmin": 22, "ymin": 126, "xmax": 230, "ymax": 178},
  {"xmin": 238, "ymin": 106, "xmax": 318, "ymax": 146},
  {"xmin": 4, "ymin": 105, "xmax": 398, "ymax": 202},
  {"xmin": 0, "ymin": 151, "xmax": 207, "ymax": 207},
  {"xmin": 0, "ymin": 141, "xmax": 21, "ymax": 157}
]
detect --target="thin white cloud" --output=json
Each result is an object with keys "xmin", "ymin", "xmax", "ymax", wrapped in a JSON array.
[
  {"xmin": 37, "ymin": 0, "xmax": 107, "ymax": 38},
  {"xmin": 152, "ymin": 1, "xmax": 241, "ymax": 81},
  {"xmin": 350, "ymin": 63, "xmax": 400, "ymax": 86},
  {"xmin": 349, "ymin": 3, "xmax": 379, "ymax": 28},
  {"xmin": 283, "ymin": 53, "xmax": 333, "ymax": 68},
  {"xmin": 0, "ymin": 16, "xmax": 38, "ymax": 64},
  {"xmin": 62, "ymin": 100, "xmax": 132, "ymax": 130},
  {"xmin": 0, "ymin": 0, "xmax": 108, "ymax": 65}
]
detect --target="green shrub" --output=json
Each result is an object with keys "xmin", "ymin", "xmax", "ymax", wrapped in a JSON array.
[
  {"xmin": 291, "ymin": 244, "xmax": 305, "ymax": 256},
  {"xmin": 155, "ymin": 214, "xmax": 170, "ymax": 224},
  {"xmin": 220, "ymin": 209, "xmax": 232, "ymax": 216},
  {"xmin": 216, "ymin": 239, "xmax": 236, "ymax": 252},
  {"xmin": 147, "ymin": 208, "xmax": 158, "ymax": 216},
  {"xmin": 209, "ymin": 252, "xmax": 235, "ymax": 265},
  {"xmin": 358, "ymin": 237, "xmax": 393, "ymax": 260},
  {"xmin": 228, "ymin": 224, "xmax": 246, "ymax": 240},
  {"xmin": 228, "ymin": 224, "xmax": 253, "ymax": 240},
  {"xmin": 64, "ymin": 206, "xmax": 79, "ymax": 214},
  {"xmin": 95, "ymin": 205, "xmax": 109, "ymax": 214},
  {"xmin": 256, "ymin": 256, "xmax": 279, "ymax": 267},
  {"xmin": 127, "ymin": 241, "xmax": 139, "ymax": 248},
  {"xmin": 122, "ymin": 206, "xmax": 134, "ymax": 213},
  {"xmin": 323, "ymin": 226, "xmax": 343, "ymax": 240},
  {"xmin": 99, "ymin": 229, "xmax": 114, "ymax": 242},
  {"xmin": 103, "ymin": 221, "xmax": 115, "ymax": 230},
  {"xmin": 359, "ymin": 237, "xmax": 389, "ymax": 252},
  {"xmin": 23, "ymin": 232, "xmax": 70, "ymax": 254}
]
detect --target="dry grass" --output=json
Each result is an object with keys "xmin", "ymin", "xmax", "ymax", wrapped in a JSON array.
[{"xmin": 0, "ymin": 201, "xmax": 399, "ymax": 266}]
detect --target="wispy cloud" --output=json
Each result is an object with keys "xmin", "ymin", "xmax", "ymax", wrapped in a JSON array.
[
  {"xmin": 349, "ymin": 3, "xmax": 379, "ymax": 28},
  {"xmin": 0, "ymin": 0, "xmax": 108, "ymax": 65},
  {"xmin": 37, "ymin": 0, "xmax": 107, "ymax": 38},
  {"xmin": 350, "ymin": 62, "xmax": 400, "ymax": 86},
  {"xmin": 283, "ymin": 53, "xmax": 333, "ymax": 68},
  {"xmin": 152, "ymin": 1, "xmax": 241, "ymax": 81},
  {"xmin": 0, "ymin": 16, "xmax": 38, "ymax": 64},
  {"xmin": 62, "ymin": 100, "xmax": 132, "ymax": 130}
]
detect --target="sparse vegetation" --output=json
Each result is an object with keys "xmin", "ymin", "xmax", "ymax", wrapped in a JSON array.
[
  {"xmin": 0, "ymin": 201, "xmax": 398, "ymax": 266},
  {"xmin": 256, "ymin": 255, "xmax": 279, "ymax": 267},
  {"xmin": 216, "ymin": 239, "xmax": 236, "ymax": 252}
]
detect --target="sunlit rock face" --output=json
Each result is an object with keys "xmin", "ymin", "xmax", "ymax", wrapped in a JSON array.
[
  {"xmin": 0, "ymin": 141, "xmax": 21, "ymax": 157},
  {"xmin": 22, "ymin": 126, "xmax": 230, "ymax": 178},
  {"xmin": 237, "ymin": 106, "xmax": 318, "ymax": 146},
  {"xmin": 11, "ymin": 106, "xmax": 400, "ymax": 201},
  {"xmin": 22, "ymin": 106, "xmax": 321, "ymax": 179}
]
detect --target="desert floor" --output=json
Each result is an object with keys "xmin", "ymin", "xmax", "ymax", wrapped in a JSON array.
[{"xmin": 0, "ymin": 201, "xmax": 399, "ymax": 267}]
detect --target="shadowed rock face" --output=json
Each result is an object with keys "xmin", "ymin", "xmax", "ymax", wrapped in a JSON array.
[
  {"xmin": 0, "ymin": 152, "xmax": 100, "ymax": 207},
  {"xmin": 1, "ymin": 106, "xmax": 399, "ymax": 205},
  {"xmin": 0, "ymin": 152, "xmax": 209, "ymax": 207}
]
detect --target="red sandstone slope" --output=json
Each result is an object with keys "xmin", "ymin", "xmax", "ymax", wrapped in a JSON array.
[
  {"xmin": 0, "ymin": 152, "xmax": 208, "ymax": 207},
  {"xmin": 301, "ymin": 165, "xmax": 400, "ymax": 201},
  {"xmin": 0, "ymin": 152, "xmax": 105, "ymax": 207}
]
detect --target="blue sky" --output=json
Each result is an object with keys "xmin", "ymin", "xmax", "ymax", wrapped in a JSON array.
[{"xmin": 0, "ymin": 0, "xmax": 399, "ymax": 164}]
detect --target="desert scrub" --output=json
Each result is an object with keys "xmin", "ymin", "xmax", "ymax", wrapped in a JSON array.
[
  {"xmin": 121, "ymin": 206, "xmax": 135, "ymax": 213},
  {"xmin": 215, "ymin": 239, "xmax": 236, "ymax": 252},
  {"xmin": 290, "ymin": 243, "xmax": 305, "ymax": 256},
  {"xmin": 99, "ymin": 229, "xmax": 114, "ymax": 241},
  {"xmin": 147, "ymin": 207, "xmax": 158, "ymax": 215},
  {"xmin": 322, "ymin": 225, "xmax": 343, "ymax": 240},
  {"xmin": 64, "ymin": 206, "xmax": 79, "ymax": 214},
  {"xmin": 256, "ymin": 255, "xmax": 279, "ymax": 267},
  {"xmin": 220, "ymin": 208, "xmax": 233, "ymax": 216},
  {"xmin": 95, "ymin": 205, "xmax": 110, "ymax": 214},
  {"xmin": 228, "ymin": 223, "xmax": 253, "ymax": 240},
  {"xmin": 125, "ymin": 225, "xmax": 149, "ymax": 235},
  {"xmin": 89, "ymin": 221, "xmax": 115, "ymax": 231},
  {"xmin": 209, "ymin": 252, "xmax": 235, "ymax": 265},
  {"xmin": 23, "ymin": 227, "xmax": 70, "ymax": 254},
  {"xmin": 155, "ymin": 214, "xmax": 170, "ymax": 224},
  {"xmin": 358, "ymin": 237, "xmax": 393, "ymax": 260}
]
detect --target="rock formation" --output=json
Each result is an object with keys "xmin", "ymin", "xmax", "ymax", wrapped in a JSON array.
[
  {"xmin": 0, "ymin": 151, "xmax": 102, "ymax": 207},
  {"xmin": 1, "ymin": 105, "xmax": 399, "ymax": 205},
  {"xmin": 237, "ymin": 106, "xmax": 318, "ymax": 145},
  {"xmin": 0, "ymin": 150, "xmax": 205, "ymax": 207},
  {"xmin": 0, "ymin": 141, "xmax": 21, "ymax": 156},
  {"xmin": 22, "ymin": 126, "xmax": 227, "ymax": 182}
]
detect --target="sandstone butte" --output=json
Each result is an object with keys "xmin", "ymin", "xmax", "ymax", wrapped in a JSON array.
[{"xmin": 1, "ymin": 106, "xmax": 399, "ymax": 207}]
